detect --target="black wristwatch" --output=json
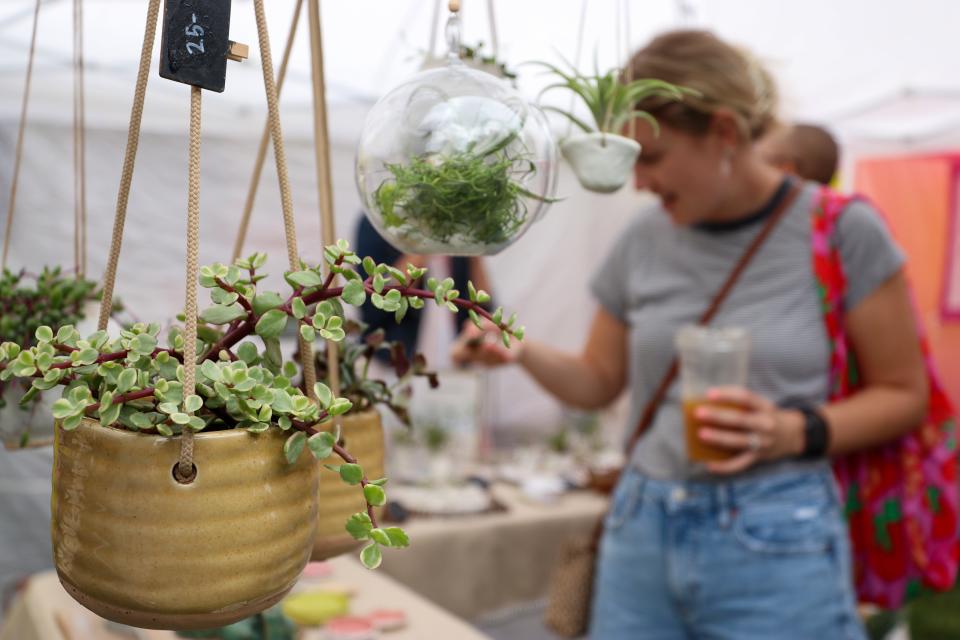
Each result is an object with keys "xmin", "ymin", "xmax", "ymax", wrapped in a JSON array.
[{"xmin": 780, "ymin": 400, "xmax": 831, "ymax": 459}]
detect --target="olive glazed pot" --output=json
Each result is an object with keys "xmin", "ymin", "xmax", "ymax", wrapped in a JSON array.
[
  {"xmin": 560, "ymin": 132, "xmax": 641, "ymax": 194},
  {"xmin": 52, "ymin": 419, "xmax": 319, "ymax": 630},
  {"xmin": 312, "ymin": 410, "xmax": 385, "ymax": 560}
]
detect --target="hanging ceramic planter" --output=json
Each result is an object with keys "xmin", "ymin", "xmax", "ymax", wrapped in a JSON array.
[
  {"xmin": 52, "ymin": 419, "xmax": 319, "ymax": 630},
  {"xmin": 532, "ymin": 60, "xmax": 693, "ymax": 195},
  {"xmin": 313, "ymin": 410, "xmax": 385, "ymax": 560},
  {"xmin": 560, "ymin": 132, "xmax": 641, "ymax": 194},
  {"xmin": 0, "ymin": 243, "xmax": 526, "ymax": 626},
  {"xmin": 355, "ymin": 6, "xmax": 557, "ymax": 256}
]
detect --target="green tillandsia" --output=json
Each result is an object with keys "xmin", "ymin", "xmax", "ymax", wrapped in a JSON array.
[
  {"xmin": 0, "ymin": 240, "xmax": 523, "ymax": 569},
  {"xmin": 529, "ymin": 56, "xmax": 696, "ymax": 138}
]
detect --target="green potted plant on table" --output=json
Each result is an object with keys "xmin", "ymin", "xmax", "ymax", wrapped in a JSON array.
[
  {"xmin": 307, "ymin": 321, "xmax": 439, "ymax": 560},
  {"xmin": 533, "ymin": 59, "xmax": 690, "ymax": 193},
  {"xmin": 0, "ymin": 266, "xmax": 114, "ymax": 447},
  {"xmin": 0, "ymin": 241, "xmax": 523, "ymax": 630}
]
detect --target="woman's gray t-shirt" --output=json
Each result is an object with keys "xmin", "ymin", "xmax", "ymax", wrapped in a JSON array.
[{"xmin": 590, "ymin": 181, "xmax": 905, "ymax": 481}]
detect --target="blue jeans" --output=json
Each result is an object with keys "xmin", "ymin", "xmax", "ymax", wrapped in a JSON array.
[{"xmin": 589, "ymin": 467, "xmax": 866, "ymax": 639}]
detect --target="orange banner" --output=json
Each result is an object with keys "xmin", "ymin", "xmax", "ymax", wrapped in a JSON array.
[{"xmin": 855, "ymin": 154, "xmax": 960, "ymax": 411}]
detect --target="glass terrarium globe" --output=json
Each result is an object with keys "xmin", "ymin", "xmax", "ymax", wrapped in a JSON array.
[{"xmin": 355, "ymin": 64, "xmax": 558, "ymax": 256}]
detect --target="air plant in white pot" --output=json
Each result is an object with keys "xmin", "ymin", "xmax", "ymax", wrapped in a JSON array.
[{"xmin": 533, "ymin": 60, "xmax": 692, "ymax": 193}]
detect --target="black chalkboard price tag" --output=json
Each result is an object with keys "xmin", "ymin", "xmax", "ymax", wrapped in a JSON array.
[{"xmin": 159, "ymin": 0, "xmax": 233, "ymax": 92}]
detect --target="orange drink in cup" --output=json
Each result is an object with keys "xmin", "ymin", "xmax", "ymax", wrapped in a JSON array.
[{"xmin": 674, "ymin": 326, "xmax": 751, "ymax": 463}]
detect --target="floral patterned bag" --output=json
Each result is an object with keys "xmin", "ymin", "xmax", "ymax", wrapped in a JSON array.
[{"xmin": 812, "ymin": 186, "xmax": 959, "ymax": 608}]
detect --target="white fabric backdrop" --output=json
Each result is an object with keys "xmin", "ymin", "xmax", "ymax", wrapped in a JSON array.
[{"xmin": 2, "ymin": 0, "xmax": 960, "ymax": 438}]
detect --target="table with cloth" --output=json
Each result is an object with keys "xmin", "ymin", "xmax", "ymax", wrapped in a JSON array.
[
  {"xmin": 0, "ymin": 556, "xmax": 491, "ymax": 640},
  {"xmin": 379, "ymin": 482, "xmax": 608, "ymax": 621}
]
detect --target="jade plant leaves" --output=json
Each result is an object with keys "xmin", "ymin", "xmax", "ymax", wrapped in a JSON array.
[
  {"xmin": 339, "ymin": 463, "xmax": 364, "ymax": 486},
  {"xmin": 0, "ymin": 243, "xmax": 532, "ymax": 571},
  {"xmin": 201, "ymin": 303, "xmax": 246, "ymax": 325},
  {"xmin": 307, "ymin": 431, "xmax": 335, "ymax": 460},
  {"xmin": 360, "ymin": 542, "xmax": 382, "ymax": 570},
  {"xmin": 346, "ymin": 513, "xmax": 373, "ymax": 541},
  {"xmin": 283, "ymin": 431, "xmax": 306, "ymax": 464},
  {"xmin": 363, "ymin": 484, "xmax": 386, "ymax": 507},
  {"xmin": 342, "ymin": 280, "xmax": 366, "ymax": 306},
  {"xmin": 255, "ymin": 309, "xmax": 288, "ymax": 340}
]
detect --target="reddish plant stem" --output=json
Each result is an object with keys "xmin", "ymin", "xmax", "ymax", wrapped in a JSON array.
[
  {"xmin": 202, "ymin": 320, "xmax": 254, "ymax": 363},
  {"xmin": 51, "ymin": 351, "xmax": 126, "ymax": 369},
  {"xmin": 7, "ymin": 277, "xmax": 507, "ymax": 390},
  {"xmin": 320, "ymin": 256, "xmax": 345, "ymax": 291},
  {"xmin": 51, "ymin": 344, "xmax": 181, "ymax": 362},
  {"xmin": 213, "ymin": 277, "xmax": 504, "ymax": 359},
  {"xmin": 306, "ymin": 284, "xmax": 501, "ymax": 327},
  {"xmin": 85, "ymin": 387, "xmax": 156, "ymax": 413},
  {"xmin": 214, "ymin": 278, "xmax": 254, "ymax": 315}
]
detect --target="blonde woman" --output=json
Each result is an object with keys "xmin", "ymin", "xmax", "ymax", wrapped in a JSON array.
[{"xmin": 455, "ymin": 30, "xmax": 925, "ymax": 639}]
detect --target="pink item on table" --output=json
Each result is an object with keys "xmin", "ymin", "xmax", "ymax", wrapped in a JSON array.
[
  {"xmin": 302, "ymin": 562, "xmax": 335, "ymax": 579},
  {"xmin": 323, "ymin": 616, "xmax": 378, "ymax": 640},
  {"xmin": 367, "ymin": 609, "xmax": 407, "ymax": 632}
]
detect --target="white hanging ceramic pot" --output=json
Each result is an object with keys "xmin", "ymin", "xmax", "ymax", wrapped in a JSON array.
[{"xmin": 560, "ymin": 132, "xmax": 641, "ymax": 194}]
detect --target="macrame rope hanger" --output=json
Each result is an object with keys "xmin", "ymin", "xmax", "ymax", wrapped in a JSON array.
[
  {"xmin": 96, "ymin": 0, "xmax": 318, "ymax": 484},
  {"xmin": 231, "ymin": 0, "xmax": 343, "ymax": 402},
  {"xmin": 1, "ymin": 0, "xmax": 88, "ymax": 281}
]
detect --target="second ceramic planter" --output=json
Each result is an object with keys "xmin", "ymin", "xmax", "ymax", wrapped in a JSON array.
[{"xmin": 312, "ymin": 410, "xmax": 385, "ymax": 560}]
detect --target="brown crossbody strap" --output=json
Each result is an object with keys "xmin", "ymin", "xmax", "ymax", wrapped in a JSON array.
[
  {"xmin": 623, "ymin": 181, "xmax": 801, "ymax": 457},
  {"xmin": 587, "ymin": 181, "xmax": 802, "ymax": 550}
]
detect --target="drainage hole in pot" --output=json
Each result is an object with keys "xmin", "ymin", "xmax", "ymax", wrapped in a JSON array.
[{"xmin": 172, "ymin": 462, "xmax": 198, "ymax": 485}]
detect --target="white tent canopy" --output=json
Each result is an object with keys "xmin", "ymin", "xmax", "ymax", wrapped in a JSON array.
[
  {"xmin": 1, "ymin": 0, "xmax": 959, "ymax": 437},
  {"xmin": 2, "ymin": 0, "xmax": 960, "ymax": 142}
]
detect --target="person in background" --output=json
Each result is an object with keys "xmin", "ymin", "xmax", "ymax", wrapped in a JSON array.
[
  {"xmin": 757, "ymin": 121, "xmax": 839, "ymax": 185},
  {"xmin": 454, "ymin": 29, "xmax": 925, "ymax": 639},
  {"xmin": 355, "ymin": 215, "xmax": 493, "ymax": 361}
]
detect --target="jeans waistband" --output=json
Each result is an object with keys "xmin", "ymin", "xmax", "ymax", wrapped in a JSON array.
[{"xmin": 621, "ymin": 465, "xmax": 836, "ymax": 516}]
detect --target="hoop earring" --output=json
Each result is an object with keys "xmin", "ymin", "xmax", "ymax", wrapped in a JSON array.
[{"xmin": 719, "ymin": 148, "xmax": 734, "ymax": 177}]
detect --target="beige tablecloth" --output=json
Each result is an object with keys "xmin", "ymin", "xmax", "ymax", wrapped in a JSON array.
[
  {"xmin": 0, "ymin": 556, "xmax": 490, "ymax": 640},
  {"xmin": 380, "ymin": 483, "xmax": 607, "ymax": 620}
]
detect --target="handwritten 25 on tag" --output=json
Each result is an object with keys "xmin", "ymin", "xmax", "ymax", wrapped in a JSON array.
[{"xmin": 159, "ymin": 0, "xmax": 233, "ymax": 92}]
